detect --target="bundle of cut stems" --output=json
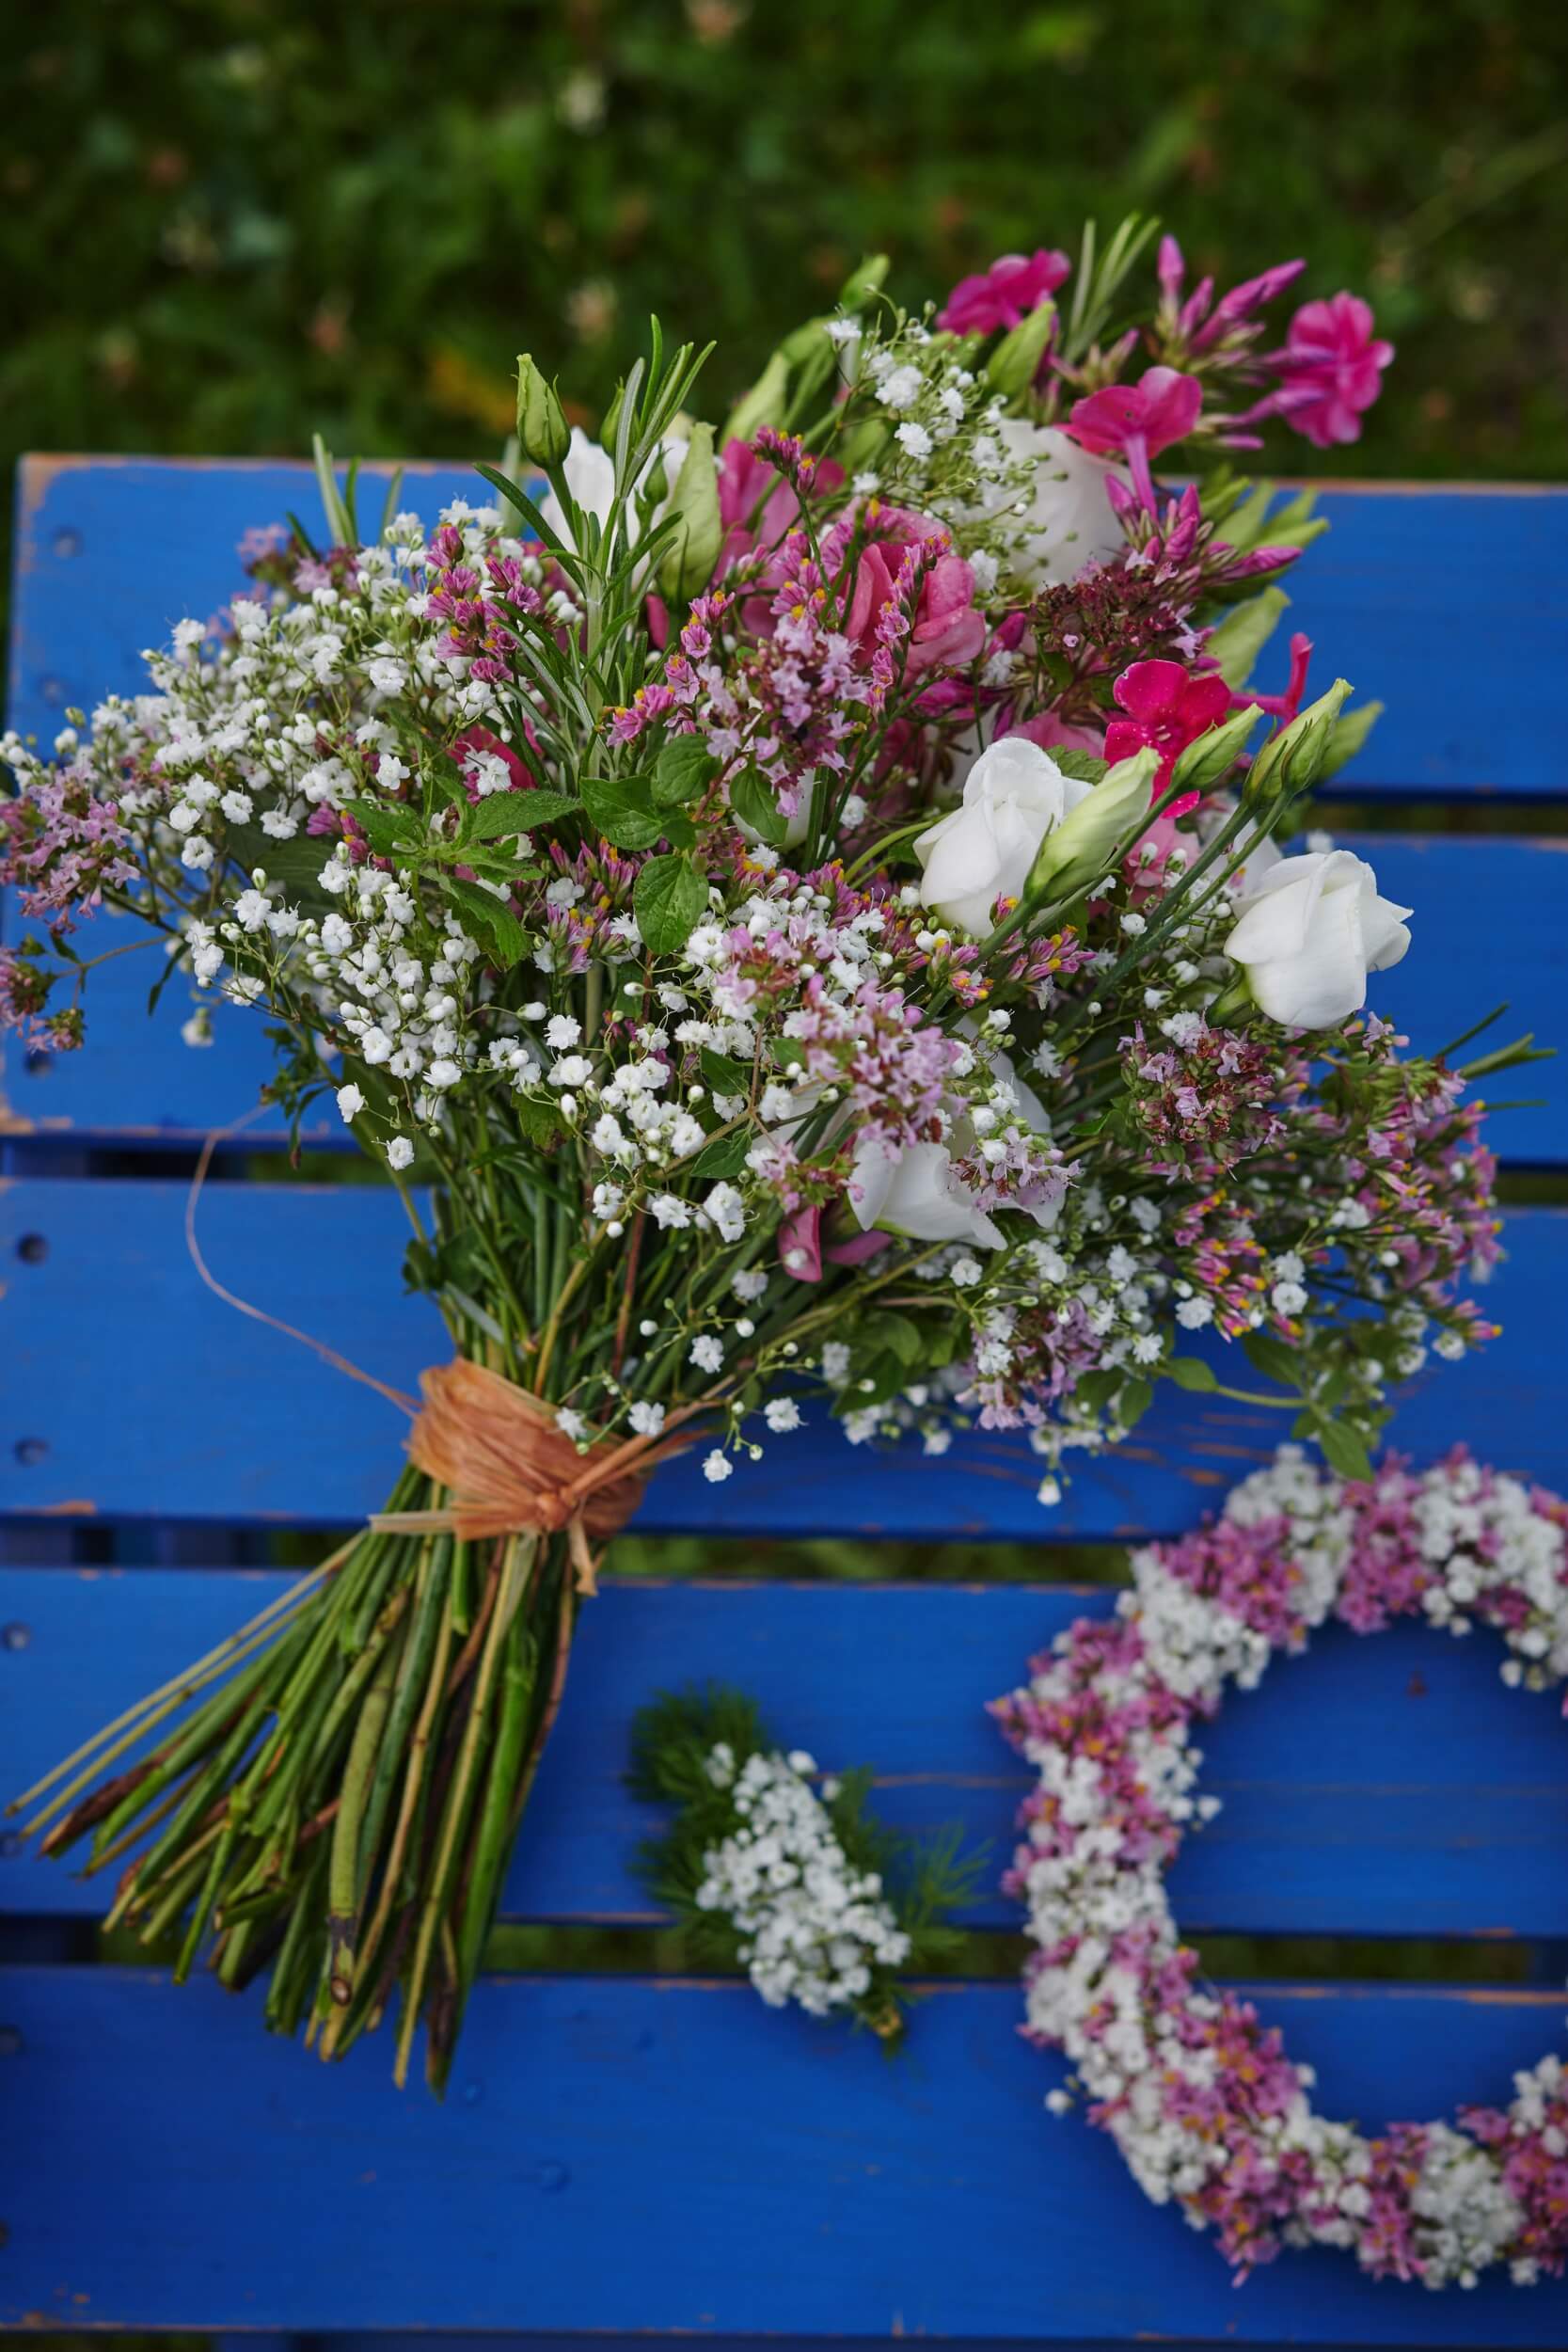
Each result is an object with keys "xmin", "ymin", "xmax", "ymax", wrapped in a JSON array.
[{"xmin": 15, "ymin": 1467, "xmax": 574, "ymax": 2092}]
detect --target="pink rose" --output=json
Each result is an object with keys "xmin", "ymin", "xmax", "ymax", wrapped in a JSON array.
[{"xmin": 828, "ymin": 505, "xmax": 986, "ymax": 676}]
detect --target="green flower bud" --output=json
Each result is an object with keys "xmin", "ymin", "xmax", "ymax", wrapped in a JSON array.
[
  {"xmin": 1025, "ymin": 746, "xmax": 1161, "ymax": 902},
  {"xmin": 1168, "ymin": 702, "xmax": 1264, "ymax": 802},
  {"xmin": 515, "ymin": 353, "xmax": 571, "ymax": 469},
  {"xmin": 1243, "ymin": 677, "xmax": 1354, "ymax": 804},
  {"xmin": 657, "ymin": 421, "xmax": 722, "ymax": 607}
]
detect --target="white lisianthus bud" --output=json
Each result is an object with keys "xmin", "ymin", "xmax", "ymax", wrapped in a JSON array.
[
  {"xmin": 1224, "ymin": 849, "xmax": 1412, "ymax": 1028},
  {"xmin": 914, "ymin": 738, "xmax": 1092, "ymax": 936},
  {"xmin": 1023, "ymin": 746, "xmax": 1162, "ymax": 903}
]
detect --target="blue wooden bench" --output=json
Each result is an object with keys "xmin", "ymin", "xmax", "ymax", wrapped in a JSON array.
[{"xmin": 4, "ymin": 459, "xmax": 1568, "ymax": 2348}]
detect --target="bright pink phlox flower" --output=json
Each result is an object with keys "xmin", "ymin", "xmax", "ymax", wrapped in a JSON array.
[
  {"xmin": 831, "ymin": 505, "xmax": 986, "ymax": 676},
  {"xmin": 1260, "ymin": 294, "xmax": 1393, "ymax": 449},
  {"xmin": 1066, "ymin": 368, "xmax": 1203, "ymax": 516},
  {"xmin": 937, "ymin": 248, "xmax": 1070, "ymax": 337},
  {"xmin": 1246, "ymin": 630, "xmax": 1314, "ymax": 721},
  {"xmin": 1104, "ymin": 659, "xmax": 1231, "ymax": 815}
]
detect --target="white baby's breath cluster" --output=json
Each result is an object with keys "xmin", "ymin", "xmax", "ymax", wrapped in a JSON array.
[
  {"xmin": 997, "ymin": 1446, "xmax": 1568, "ymax": 2290},
  {"xmin": 696, "ymin": 1741, "xmax": 911, "ymax": 2016}
]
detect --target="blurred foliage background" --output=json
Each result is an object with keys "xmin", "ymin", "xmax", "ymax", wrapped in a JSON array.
[{"xmin": 4, "ymin": 0, "xmax": 1566, "ymax": 515}]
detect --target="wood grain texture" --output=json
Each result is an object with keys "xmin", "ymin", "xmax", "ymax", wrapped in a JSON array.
[
  {"xmin": 3, "ymin": 1965, "xmax": 1568, "ymax": 2341},
  {"xmin": 5, "ymin": 1573, "xmax": 1568, "ymax": 1937}
]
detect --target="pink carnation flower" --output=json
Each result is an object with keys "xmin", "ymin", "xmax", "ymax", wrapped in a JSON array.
[
  {"xmin": 1065, "ymin": 367, "xmax": 1203, "ymax": 516},
  {"xmin": 1265, "ymin": 293, "xmax": 1393, "ymax": 450},
  {"xmin": 936, "ymin": 248, "xmax": 1071, "ymax": 337}
]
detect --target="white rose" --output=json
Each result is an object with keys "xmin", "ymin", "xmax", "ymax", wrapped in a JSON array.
[
  {"xmin": 849, "ymin": 1138, "xmax": 1004, "ymax": 1251},
  {"xmin": 993, "ymin": 421, "xmax": 1129, "ymax": 588},
  {"xmin": 540, "ymin": 425, "xmax": 691, "ymax": 561},
  {"xmin": 914, "ymin": 737, "xmax": 1092, "ymax": 936},
  {"xmin": 1224, "ymin": 849, "xmax": 1412, "ymax": 1028}
]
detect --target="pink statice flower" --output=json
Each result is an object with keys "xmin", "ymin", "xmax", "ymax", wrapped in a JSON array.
[
  {"xmin": 1066, "ymin": 367, "xmax": 1204, "ymax": 515},
  {"xmin": 936, "ymin": 248, "xmax": 1070, "ymax": 337},
  {"xmin": 1103, "ymin": 659, "xmax": 1231, "ymax": 811},
  {"xmin": 1259, "ymin": 293, "xmax": 1394, "ymax": 449}
]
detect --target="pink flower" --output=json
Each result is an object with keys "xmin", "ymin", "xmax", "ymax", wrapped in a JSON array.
[
  {"xmin": 1264, "ymin": 294, "xmax": 1393, "ymax": 450},
  {"xmin": 1065, "ymin": 368, "xmax": 1203, "ymax": 516},
  {"xmin": 936, "ymin": 248, "xmax": 1070, "ymax": 337},
  {"xmin": 1006, "ymin": 707, "xmax": 1106, "ymax": 759},
  {"xmin": 829, "ymin": 505, "xmax": 986, "ymax": 677},
  {"xmin": 1104, "ymin": 660, "xmax": 1231, "ymax": 815}
]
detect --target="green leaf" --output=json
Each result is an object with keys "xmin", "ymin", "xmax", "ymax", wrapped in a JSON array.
[
  {"xmin": 1243, "ymin": 1329, "xmax": 1305, "ymax": 1390},
  {"xmin": 858, "ymin": 1310, "xmax": 923, "ymax": 1367},
  {"xmin": 465, "ymin": 787, "xmax": 577, "ymax": 839},
  {"xmin": 1074, "ymin": 1368, "xmax": 1124, "ymax": 1412},
  {"xmin": 514, "ymin": 1095, "xmax": 565, "ymax": 1150},
  {"xmin": 1207, "ymin": 588, "xmax": 1289, "ymax": 690},
  {"xmin": 221, "ymin": 825, "xmax": 337, "ymax": 902},
  {"xmin": 581, "ymin": 771, "xmax": 667, "ymax": 852},
  {"xmin": 1163, "ymin": 1356, "xmax": 1218, "ymax": 1392},
  {"xmin": 689, "ymin": 1127, "xmax": 752, "ymax": 1180},
  {"xmin": 444, "ymin": 878, "xmax": 529, "ymax": 968},
  {"xmin": 1313, "ymin": 1415, "xmax": 1375, "ymax": 1484},
  {"xmin": 653, "ymin": 737, "xmax": 721, "ymax": 808},
  {"xmin": 1050, "ymin": 750, "xmax": 1108, "ymax": 785},
  {"xmin": 1117, "ymin": 1375, "xmax": 1154, "ymax": 1428},
  {"xmin": 1313, "ymin": 700, "xmax": 1384, "ymax": 786},
  {"xmin": 634, "ymin": 851, "xmax": 709, "ymax": 955},
  {"xmin": 700, "ymin": 1047, "xmax": 753, "ymax": 1096},
  {"xmin": 730, "ymin": 764, "xmax": 790, "ymax": 849}
]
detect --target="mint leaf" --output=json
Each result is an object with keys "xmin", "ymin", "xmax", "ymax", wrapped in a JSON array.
[
  {"xmin": 581, "ymin": 772, "xmax": 666, "ymax": 852},
  {"xmin": 653, "ymin": 738, "xmax": 721, "ymax": 808},
  {"xmin": 731, "ymin": 764, "xmax": 790, "ymax": 849},
  {"xmin": 634, "ymin": 852, "xmax": 709, "ymax": 955}
]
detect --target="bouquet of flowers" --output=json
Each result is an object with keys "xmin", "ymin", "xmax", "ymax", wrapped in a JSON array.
[{"xmin": 3, "ymin": 216, "xmax": 1504, "ymax": 2090}]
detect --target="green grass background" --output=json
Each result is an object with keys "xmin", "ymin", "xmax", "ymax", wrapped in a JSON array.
[{"xmin": 5, "ymin": 0, "xmax": 1566, "ymax": 502}]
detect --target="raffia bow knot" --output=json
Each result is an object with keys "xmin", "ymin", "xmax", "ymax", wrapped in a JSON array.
[{"xmin": 373, "ymin": 1359, "xmax": 704, "ymax": 1594}]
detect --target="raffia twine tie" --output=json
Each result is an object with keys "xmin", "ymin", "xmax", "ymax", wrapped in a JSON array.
[{"xmin": 372, "ymin": 1359, "xmax": 705, "ymax": 1595}]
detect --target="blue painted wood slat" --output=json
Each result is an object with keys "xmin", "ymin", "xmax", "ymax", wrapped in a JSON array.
[
  {"xmin": 5, "ymin": 1574, "xmax": 1568, "ymax": 1939},
  {"xmin": 0, "ymin": 1176, "xmax": 1548, "ymax": 1537},
  {"xmin": 3, "ymin": 1966, "xmax": 1568, "ymax": 2341}
]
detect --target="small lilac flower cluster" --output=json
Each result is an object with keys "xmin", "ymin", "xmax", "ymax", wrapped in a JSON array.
[{"xmin": 993, "ymin": 1446, "xmax": 1568, "ymax": 2288}]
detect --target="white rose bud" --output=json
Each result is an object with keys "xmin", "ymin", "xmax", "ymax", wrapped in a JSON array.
[
  {"xmin": 914, "ymin": 737, "xmax": 1091, "ymax": 936},
  {"xmin": 850, "ymin": 1137, "xmax": 1004, "ymax": 1250},
  {"xmin": 1224, "ymin": 849, "xmax": 1412, "ymax": 1028}
]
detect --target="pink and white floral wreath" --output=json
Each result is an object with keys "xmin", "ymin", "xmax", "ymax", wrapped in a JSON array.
[{"xmin": 991, "ymin": 1446, "xmax": 1568, "ymax": 2291}]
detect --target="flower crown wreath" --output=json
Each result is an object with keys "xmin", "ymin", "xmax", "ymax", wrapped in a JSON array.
[{"xmin": 992, "ymin": 1446, "xmax": 1568, "ymax": 2292}]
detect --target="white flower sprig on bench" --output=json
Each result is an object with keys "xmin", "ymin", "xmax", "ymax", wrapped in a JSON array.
[{"xmin": 630, "ymin": 1688, "xmax": 974, "ymax": 2041}]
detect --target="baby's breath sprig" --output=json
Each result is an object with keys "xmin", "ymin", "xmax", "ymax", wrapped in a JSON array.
[{"xmin": 629, "ymin": 1686, "xmax": 976, "ymax": 2044}]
